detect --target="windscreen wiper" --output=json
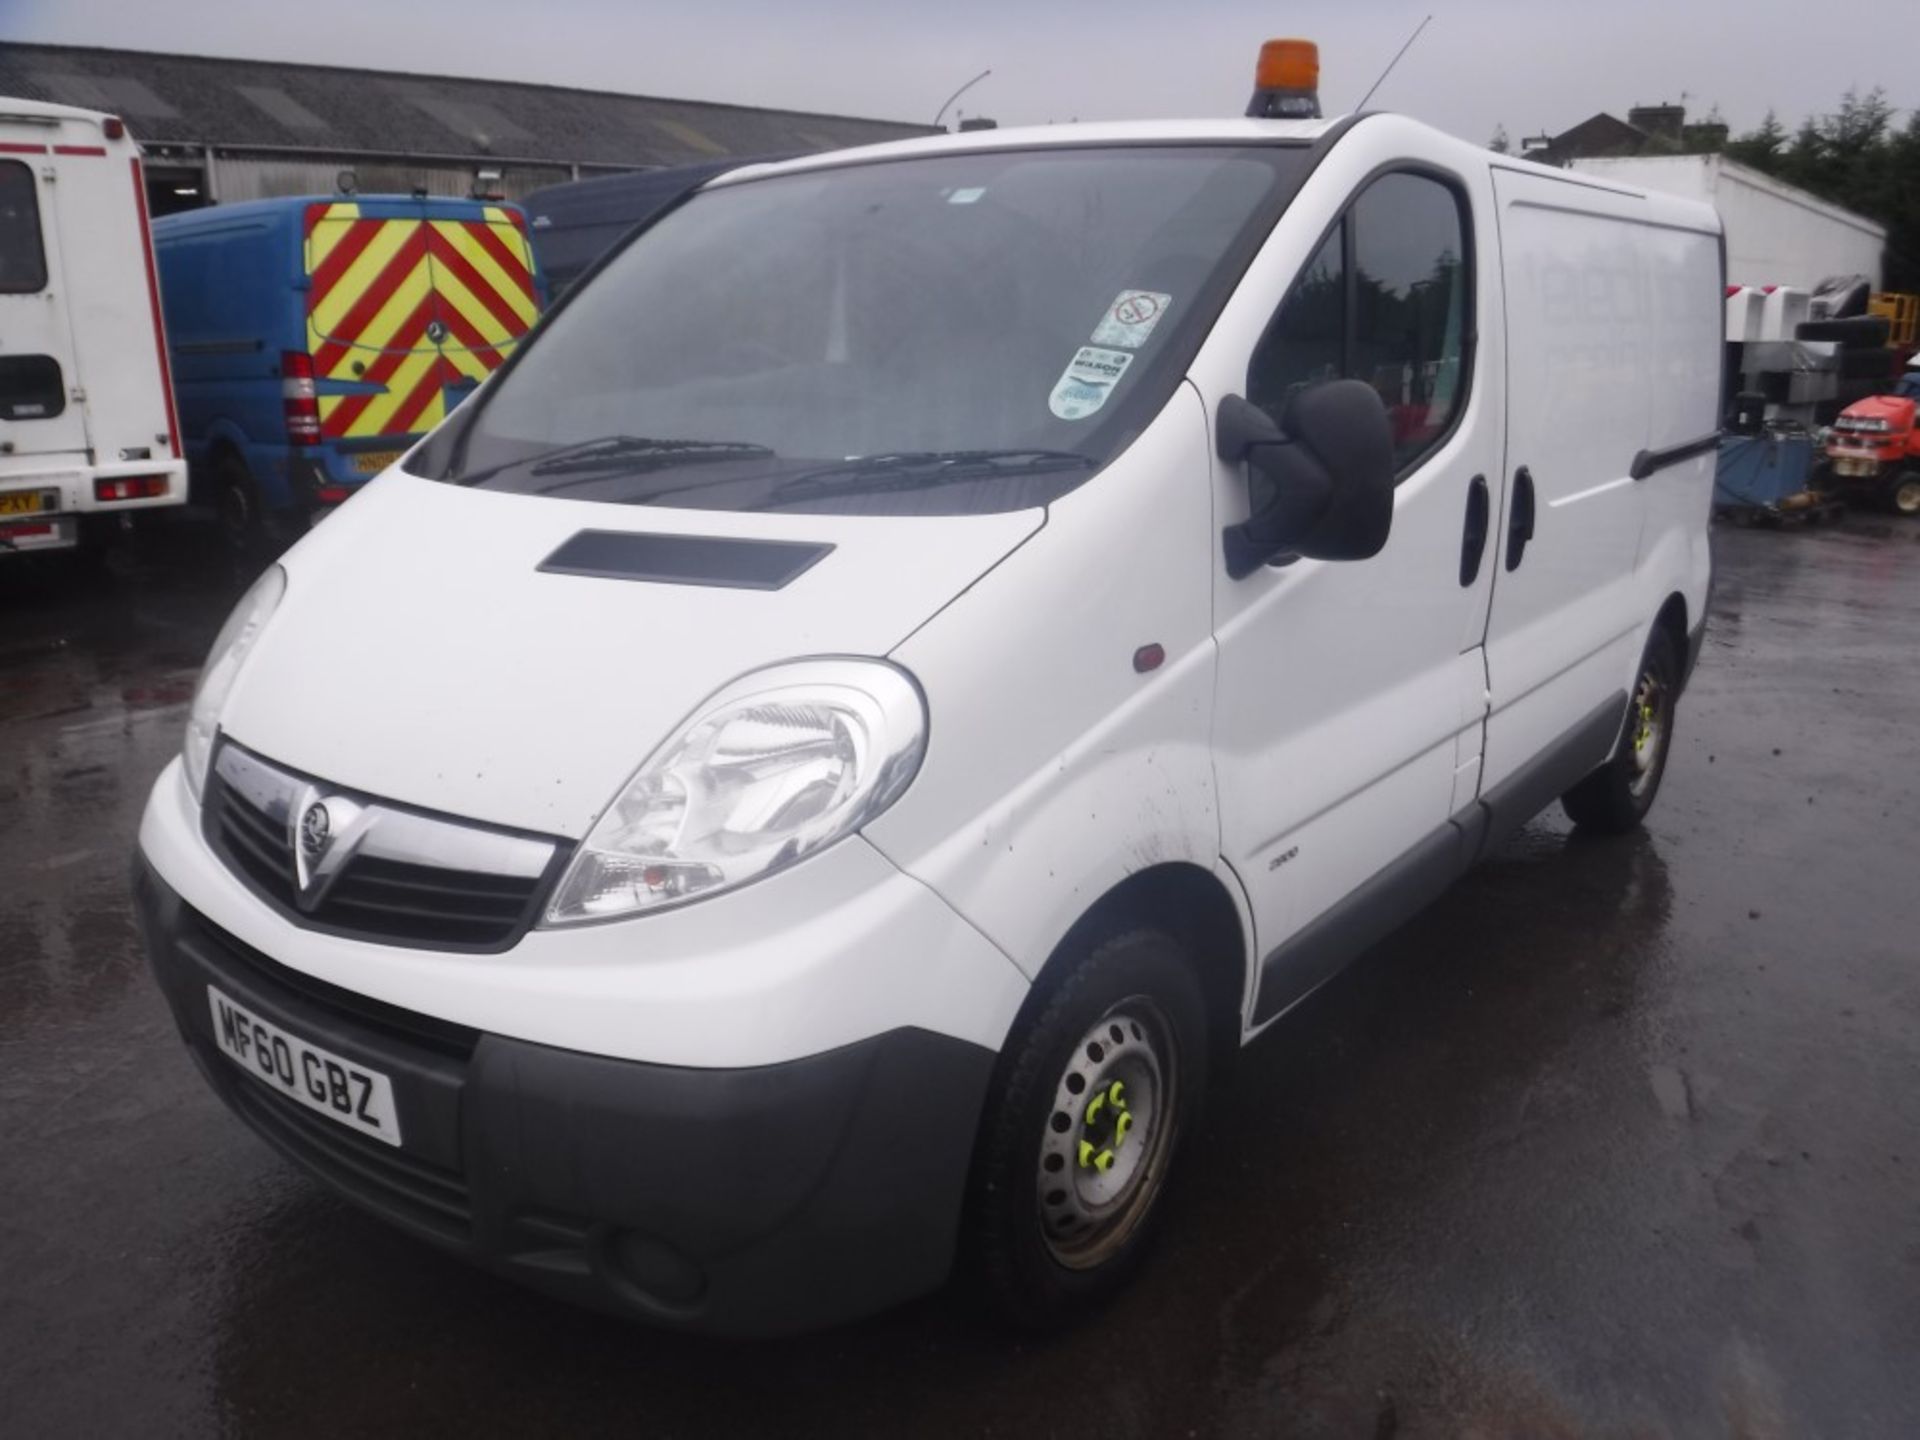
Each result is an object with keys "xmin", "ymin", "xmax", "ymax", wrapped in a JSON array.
[
  {"xmin": 763, "ymin": 449, "xmax": 1094, "ymax": 507},
  {"xmin": 456, "ymin": 436, "xmax": 773, "ymax": 486}
]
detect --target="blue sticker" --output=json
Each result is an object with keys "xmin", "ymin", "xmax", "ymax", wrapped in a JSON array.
[{"xmin": 1048, "ymin": 346, "xmax": 1134, "ymax": 420}]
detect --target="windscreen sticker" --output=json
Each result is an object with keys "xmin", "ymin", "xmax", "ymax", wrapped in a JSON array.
[
  {"xmin": 1091, "ymin": 290, "xmax": 1173, "ymax": 349},
  {"xmin": 947, "ymin": 186, "xmax": 987, "ymax": 205},
  {"xmin": 1049, "ymin": 346, "xmax": 1135, "ymax": 421}
]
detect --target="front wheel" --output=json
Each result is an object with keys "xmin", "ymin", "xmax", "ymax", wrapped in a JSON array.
[
  {"xmin": 961, "ymin": 925, "xmax": 1207, "ymax": 1329},
  {"xmin": 1561, "ymin": 626, "xmax": 1682, "ymax": 833},
  {"xmin": 1891, "ymin": 471, "xmax": 1920, "ymax": 517}
]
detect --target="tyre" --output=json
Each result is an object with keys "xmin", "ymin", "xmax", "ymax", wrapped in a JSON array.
[
  {"xmin": 214, "ymin": 451, "xmax": 267, "ymax": 557},
  {"xmin": 72, "ymin": 514, "xmax": 119, "ymax": 573},
  {"xmin": 1562, "ymin": 626, "xmax": 1682, "ymax": 834},
  {"xmin": 962, "ymin": 924, "xmax": 1208, "ymax": 1329},
  {"xmin": 1891, "ymin": 472, "xmax": 1920, "ymax": 517}
]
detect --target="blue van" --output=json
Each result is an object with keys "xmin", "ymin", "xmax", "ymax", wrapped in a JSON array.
[{"xmin": 154, "ymin": 195, "xmax": 542, "ymax": 548}]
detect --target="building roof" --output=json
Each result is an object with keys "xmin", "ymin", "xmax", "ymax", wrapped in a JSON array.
[
  {"xmin": 1528, "ymin": 113, "xmax": 1650, "ymax": 166},
  {"xmin": 0, "ymin": 43, "xmax": 936, "ymax": 169}
]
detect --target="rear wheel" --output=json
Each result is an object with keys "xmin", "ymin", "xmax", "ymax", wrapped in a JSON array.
[
  {"xmin": 962, "ymin": 924, "xmax": 1207, "ymax": 1330},
  {"xmin": 1561, "ymin": 627, "xmax": 1681, "ymax": 834},
  {"xmin": 214, "ymin": 452, "xmax": 266, "ymax": 556},
  {"xmin": 72, "ymin": 514, "xmax": 119, "ymax": 572},
  {"xmin": 1891, "ymin": 471, "xmax": 1920, "ymax": 517}
]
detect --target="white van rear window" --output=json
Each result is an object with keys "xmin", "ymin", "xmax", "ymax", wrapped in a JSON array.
[{"xmin": 0, "ymin": 160, "xmax": 47, "ymax": 295}]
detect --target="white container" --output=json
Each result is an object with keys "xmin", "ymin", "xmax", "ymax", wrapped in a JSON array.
[{"xmin": 1759, "ymin": 286, "xmax": 1812, "ymax": 341}]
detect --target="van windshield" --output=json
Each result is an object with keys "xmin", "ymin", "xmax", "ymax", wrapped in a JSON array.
[{"xmin": 409, "ymin": 145, "xmax": 1305, "ymax": 515}]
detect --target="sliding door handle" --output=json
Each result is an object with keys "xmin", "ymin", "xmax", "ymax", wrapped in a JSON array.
[
  {"xmin": 1460, "ymin": 474, "xmax": 1489, "ymax": 586},
  {"xmin": 1506, "ymin": 466, "xmax": 1535, "ymax": 572}
]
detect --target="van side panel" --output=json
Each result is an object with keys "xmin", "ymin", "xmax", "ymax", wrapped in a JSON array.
[
  {"xmin": 1632, "ymin": 210, "xmax": 1721, "ymax": 642},
  {"xmin": 156, "ymin": 209, "xmax": 300, "ymax": 505},
  {"xmin": 1480, "ymin": 171, "xmax": 1653, "ymax": 796}
]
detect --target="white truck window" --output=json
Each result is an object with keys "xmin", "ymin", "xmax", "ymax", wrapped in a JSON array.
[
  {"xmin": 1248, "ymin": 170, "xmax": 1471, "ymax": 476},
  {"xmin": 0, "ymin": 160, "xmax": 47, "ymax": 294}
]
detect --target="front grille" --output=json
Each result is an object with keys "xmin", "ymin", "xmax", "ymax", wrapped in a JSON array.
[
  {"xmin": 203, "ymin": 739, "xmax": 565, "ymax": 952},
  {"xmin": 226, "ymin": 1074, "xmax": 474, "ymax": 1244},
  {"xmin": 320, "ymin": 855, "xmax": 543, "ymax": 948}
]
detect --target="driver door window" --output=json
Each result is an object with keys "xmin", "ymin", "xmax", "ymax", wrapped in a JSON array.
[{"xmin": 1247, "ymin": 171, "xmax": 1470, "ymax": 476}]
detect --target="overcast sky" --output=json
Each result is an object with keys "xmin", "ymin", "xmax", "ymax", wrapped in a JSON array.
[{"xmin": 7, "ymin": 0, "xmax": 1912, "ymax": 145}]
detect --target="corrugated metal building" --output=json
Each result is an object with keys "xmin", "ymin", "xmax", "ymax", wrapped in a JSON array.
[{"xmin": 0, "ymin": 44, "xmax": 935, "ymax": 214}]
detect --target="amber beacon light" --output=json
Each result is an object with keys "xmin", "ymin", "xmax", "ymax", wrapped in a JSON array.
[{"xmin": 1247, "ymin": 39, "xmax": 1322, "ymax": 119}]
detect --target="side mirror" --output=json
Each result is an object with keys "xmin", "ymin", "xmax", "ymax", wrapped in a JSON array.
[{"xmin": 1217, "ymin": 380, "xmax": 1396, "ymax": 578}]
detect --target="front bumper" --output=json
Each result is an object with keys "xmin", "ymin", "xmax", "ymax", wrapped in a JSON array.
[{"xmin": 136, "ymin": 857, "xmax": 997, "ymax": 1336}]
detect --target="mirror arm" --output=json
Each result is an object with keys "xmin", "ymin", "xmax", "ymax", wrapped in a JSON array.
[
  {"xmin": 1216, "ymin": 393, "xmax": 1284, "ymax": 460},
  {"xmin": 1223, "ymin": 517, "xmax": 1281, "ymax": 580}
]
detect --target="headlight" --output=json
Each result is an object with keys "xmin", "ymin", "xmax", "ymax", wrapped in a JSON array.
[
  {"xmin": 544, "ymin": 660, "xmax": 927, "ymax": 925},
  {"xmin": 183, "ymin": 566, "xmax": 286, "ymax": 800}
]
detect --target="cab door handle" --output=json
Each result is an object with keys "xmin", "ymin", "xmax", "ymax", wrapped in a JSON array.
[
  {"xmin": 1460, "ymin": 474, "xmax": 1489, "ymax": 586},
  {"xmin": 1505, "ymin": 467, "xmax": 1536, "ymax": 572}
]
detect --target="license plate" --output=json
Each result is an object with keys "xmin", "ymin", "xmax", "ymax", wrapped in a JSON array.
[
  {"xmin": 351, "ymin": 450, "xmax": 401, "ymax": 475},
  {"xmin": 208, "ymin": 986, "xmax": 402, "ymax": 1146},
  {"xmin": 0, "ymin": 489, "xmax": 49, "ymax": 516},
  {"xmin": 1833, "ymin": 456, "xmax": 1877, "ymax": 477}
]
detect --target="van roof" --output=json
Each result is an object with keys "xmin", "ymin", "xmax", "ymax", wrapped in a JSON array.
[
  {"xmin": 0, "ymin": 95, "xmax": 117, "ymax": 127},
  {"xmin": 708, "ymin": 112, "xmax": 1721, "ymax": 238},
  {"xmin": 710, "ymin": 117, "xmax": 1346, "ymax": 187},
  {"xmin": 152, "ymin": 193, "xmax": 524, "ymax": 232}
]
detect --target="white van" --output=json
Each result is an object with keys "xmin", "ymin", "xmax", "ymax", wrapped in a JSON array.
[
  {"xmin": 0, "ymin": 99, "xmax": 185, "ymax": 556},
  {"xmin": 135, "ymin": 47, "xmax": 1720, "ymax": 1336}
]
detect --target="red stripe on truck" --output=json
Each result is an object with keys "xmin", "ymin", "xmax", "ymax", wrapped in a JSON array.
[
  {"xmin": 0, "ymin": 141, "xmax": 47, "ymax": 154},
  {"xmin": 54, "ymin": 144, "xmax": 108, "ymax": 157},
  {"xmin": 310, "ymin": 224, "xmax": 431, "ymax": 375},
  {"xmin": 130, "ymin": 158, "xmax": 181, "ymax": 458},
  {"xmin": 425, "ymin": 229, "xmax": 527, "ymax": 333},
  {"xmin": 319, "ymin": 295, "xmax": 436, "ymax": 437},
  {"xmin": 463, "ymin": 220, "xmax": 537, "ymax": 300}
]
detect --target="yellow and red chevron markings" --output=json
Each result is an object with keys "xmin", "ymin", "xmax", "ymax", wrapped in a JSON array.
[{"xmin": 304, "ymin": 202, "xmax": 538, "ymax": 440}]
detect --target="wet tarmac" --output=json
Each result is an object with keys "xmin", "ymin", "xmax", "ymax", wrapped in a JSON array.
[{"xmin": 3, "ymin": 515, "xmax": 1918, "ymax": 1438}]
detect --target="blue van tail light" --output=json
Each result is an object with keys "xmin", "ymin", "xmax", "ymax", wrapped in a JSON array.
[{"xmin": 282, "ymin": 351, "xmax": 321, "ymax": 446}]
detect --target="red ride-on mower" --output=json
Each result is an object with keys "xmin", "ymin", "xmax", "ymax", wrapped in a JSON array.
[{"xmin": 1824, "ymin": 394, "xmax": 1920, "ymax": 516}]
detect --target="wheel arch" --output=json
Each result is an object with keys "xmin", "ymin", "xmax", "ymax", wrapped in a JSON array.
[
  {"xmin": 1655, "ymin": 590, "xmax": 1688, "ymax": 657},
  {"xmin": 1030, "ymin": 862, "xmax": 1250, "ymax": 1065}
]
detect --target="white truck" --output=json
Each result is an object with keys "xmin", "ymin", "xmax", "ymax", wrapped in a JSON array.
[
  {"xmin": 134, "ymin": 42, "xmax": 1721, "ymax": 1334},
  {"xmin": 0, "ymin": 99, "xmax": 184, "ymax": 557},
  {"xmin": 1570, "ymin": 153, "xmax": 1884, "ymax": 292}
]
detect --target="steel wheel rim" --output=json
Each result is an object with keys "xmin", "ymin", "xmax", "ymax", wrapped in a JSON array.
[
  {"xmin": 1627, "ymin": 665, "xmax": 1669, "ymax": 798},
  {"xmin": 1896, "ymin": 479, "xmax": 1920, "ymax": 515},
  {"xmin": 1035, "ymin": 997, "xmax": 1180, "ymax": 1270}
]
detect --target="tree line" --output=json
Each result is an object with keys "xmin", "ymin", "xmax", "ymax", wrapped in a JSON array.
[{"xmin": 1722, "ymin": 91, "xmax": 1920, "ymax": 289}]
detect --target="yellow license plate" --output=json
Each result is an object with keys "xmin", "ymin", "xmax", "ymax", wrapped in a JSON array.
[
  {"xmin": 351, "ymin": 451, "xmax": 402, "ymax": 475},
  {"xmin": 0, "ymin": 489, "xmax": 49, "ymax": 516}
]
